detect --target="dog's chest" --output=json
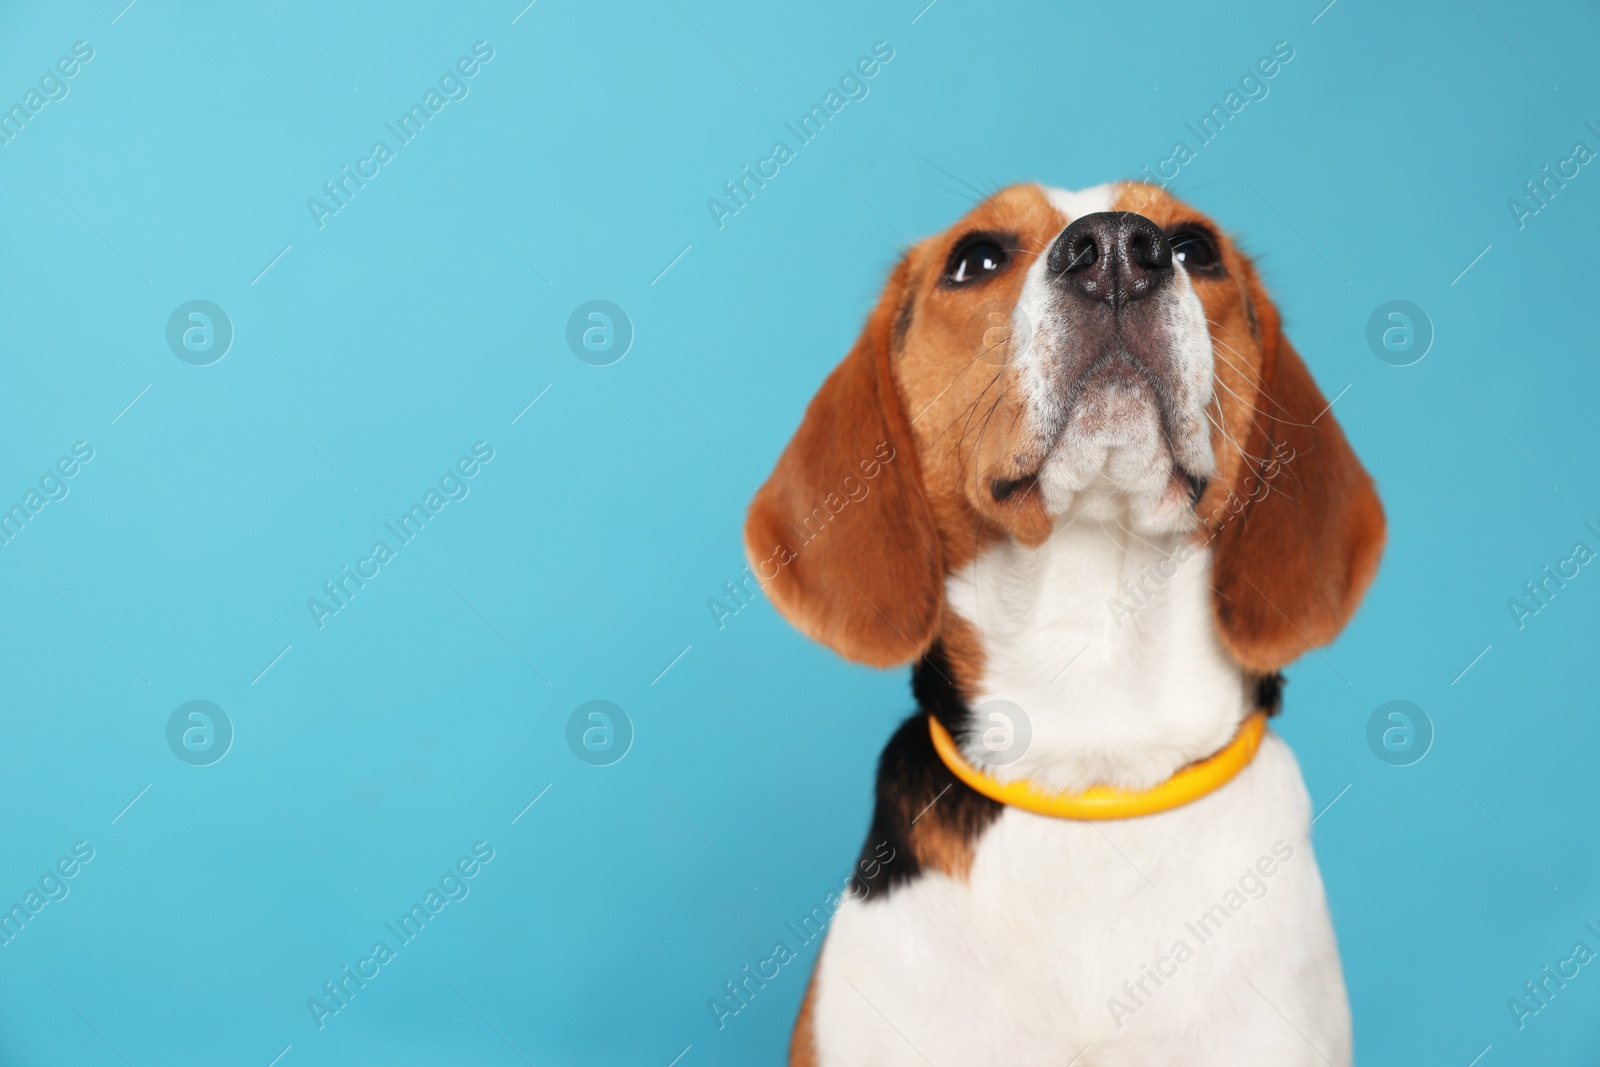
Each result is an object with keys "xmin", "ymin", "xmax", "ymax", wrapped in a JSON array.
[{"xmin": 809, "ymin": 736, "xmax": 1350, "ymax": 1065}]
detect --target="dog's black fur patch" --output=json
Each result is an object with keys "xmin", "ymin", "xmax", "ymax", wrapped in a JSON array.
[
  {"xmin": 847, "ymin": 642, "xmax": 1000, "ymax": 904},
  {"xmin": 847, "ymin": 647, "xmax": 1287, "ymax": 903},
  {"xmin": 1255, "ymin": 671, "xmax": 1285, "ymax": 717}
]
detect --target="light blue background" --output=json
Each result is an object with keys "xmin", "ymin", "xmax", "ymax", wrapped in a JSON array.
[{"xmin": 0, "ymin": 0, "xmax": 1596, "ymax": 1063}]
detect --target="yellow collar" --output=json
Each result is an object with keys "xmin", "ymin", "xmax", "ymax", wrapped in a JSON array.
[{"xmin": 928, "ymin": 711, "xmax": 1268, "ymax": 821}]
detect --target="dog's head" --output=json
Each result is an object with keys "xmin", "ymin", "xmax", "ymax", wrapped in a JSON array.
[{"xmin": 745, "ymin": 182, "xmax": 1384, "ymax": 675}]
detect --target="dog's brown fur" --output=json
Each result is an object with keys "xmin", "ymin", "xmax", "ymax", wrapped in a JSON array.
[{"xmin": 746, "ymin": 182, "xmax": 1384, "ymax": 679}]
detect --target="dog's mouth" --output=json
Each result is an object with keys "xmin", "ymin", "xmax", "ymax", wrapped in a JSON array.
[
  {"xmin": 976, "ymin": 336, "xmax": 1217, "ymax": 540},
  {"xmin": 991, "ymin": 464, "xmax": 1206, "ymax": 507},
  {"xmin": 989, "ymin": 375, "xmax": 1201, "ymax": 508},
  {"xmin": 990, "ymin": 471, "xmax": 1038, "ymax": 503},
  {"xmin": 988, "ymin": 354, "xmax": 1215, "ymax": 521}
]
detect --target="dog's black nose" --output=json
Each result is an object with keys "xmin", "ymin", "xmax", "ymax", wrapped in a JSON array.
[{"xmin": 1046, "ymin": 212, "xmax": 1174, "ymax": 309}]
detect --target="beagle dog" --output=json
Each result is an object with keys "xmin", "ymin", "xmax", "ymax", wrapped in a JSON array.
[{"xmin": 745, "ymin": 182, "xmax": 1384, "ymax": 1065}]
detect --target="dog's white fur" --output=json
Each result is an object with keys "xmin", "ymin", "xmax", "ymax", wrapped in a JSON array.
[
  {"xmin": 808, "ymin": 526, "xmax": 1350, "ymax": 1065},
  {"xmin": 1020, "ymin": 184, "xmax": 1218, "ymax": 537},
  {"xmin": 804, "ymin": 187, "xmax": 1351, "ymax": 1065}
]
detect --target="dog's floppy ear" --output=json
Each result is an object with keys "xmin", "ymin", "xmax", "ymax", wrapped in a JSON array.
[
  {"xmin": 1210, "ymin": 288, "xmax": 1386, "ymax": 673},
  {"xmin": 744, "ymin": 257, "xmax": 943, "ymax": 667}
]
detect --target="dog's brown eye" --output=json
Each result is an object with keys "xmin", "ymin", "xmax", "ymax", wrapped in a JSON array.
[
  {"xmin": 1168, "ymin": 229, "xmax": 1221, "ymax": 273},
  {"xmin": 944, "ymin": 238, "xmax": 1009, "ymax": 285}
]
